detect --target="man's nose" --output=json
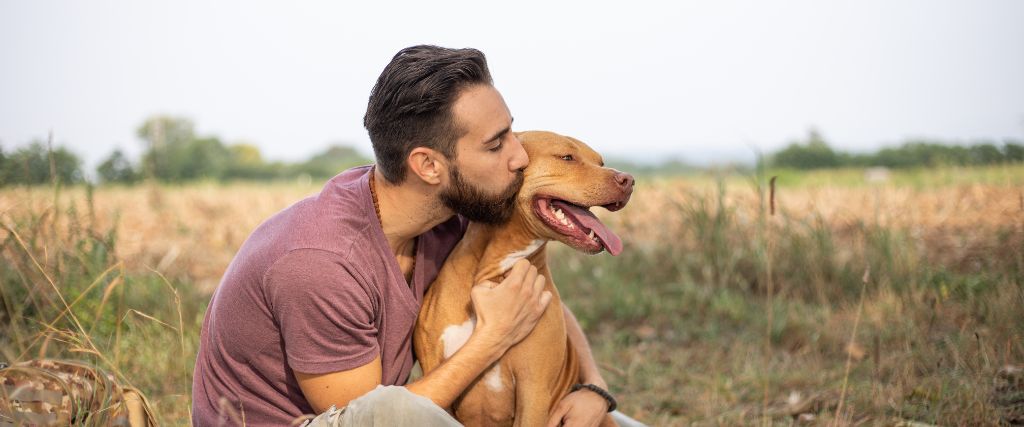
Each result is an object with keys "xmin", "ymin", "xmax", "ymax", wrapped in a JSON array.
[{"xmin": 508, "ymin": 133, "xmax": 529, "ymax": 171}]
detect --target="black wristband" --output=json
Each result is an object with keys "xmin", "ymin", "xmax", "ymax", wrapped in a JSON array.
[{"xmin": 571, "ymin": 383, "xmax": 617, "ymax": 412}]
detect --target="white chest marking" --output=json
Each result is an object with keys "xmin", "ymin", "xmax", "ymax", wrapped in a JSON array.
[
  {"xmin": 484, "ymin": 364, "xmax": 504, "ymax": 391},
  {"xmin": 441, "ymin": 316, "xmax": 476, "ymax": 359},
  {"xmin": 499, "ymin": 239, "xmax": 545, "ymax": 272}
]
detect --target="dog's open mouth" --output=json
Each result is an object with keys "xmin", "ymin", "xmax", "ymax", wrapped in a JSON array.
[{"xmin": 532, "ymin": 197, "xmax": 624, "ymax": 256}]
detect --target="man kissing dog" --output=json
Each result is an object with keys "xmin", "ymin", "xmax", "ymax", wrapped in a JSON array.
[{"xmin": 192, "ymin": 45, "xmax": 643, "ymax": 427}]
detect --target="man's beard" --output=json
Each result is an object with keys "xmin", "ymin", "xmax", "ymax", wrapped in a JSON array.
[{"xmin": 439, "ymin": 166, "xmax": 524, "ymax": 225}]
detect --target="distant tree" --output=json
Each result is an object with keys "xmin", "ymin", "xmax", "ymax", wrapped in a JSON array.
[
  {"xmin": 137, "ymin": 115, "xmax": 197, "ymax": 181},
  {"xmin": 179, "ymin": 137, "xmax": 231, "ymax": 180},
  {"xmin": 224, "ymin": 143, "xmax": 287, "ymax": 180},
  {"xmin": 0, "ymin": 140, "xmax": 83, "ymax": 186},
  {"xmin": 870, "ymin": 141, "xmax": 954, "ymax": 168},
  {"xmin": 772, "ymin": 135, "xmax": 1024, "ymax": 170},
  {"xmin": 0, "ymin": 146, "xmax": 9, "ymax": 186},
  {"xmin": 772, "ymin": 129, "xmax": 840, "ymax": 169},
  {"xmin": 295, "ymin": 145, "xmax": 371, "ymax": 178},
  {"xmin": 967, "ymin": 142, "xmax": 1003, "ymax": 165},
  {"xmin": 97, "ymin": 149, "xmax": 140, "ymax": 184},
  {"xmin": 136, "ymin": 116, "xmax": 240, "ymax": 181},
  {"xmin": 1004, "ymin": 140, "xmax": 1024, "ymax": 163},
  {"xmin": 230, "ymin": 143, "xmax": 262, "ymax": 166},
  {"xmin": 605, "ymin": 157, "xmax": 696, "ymax": 176}
]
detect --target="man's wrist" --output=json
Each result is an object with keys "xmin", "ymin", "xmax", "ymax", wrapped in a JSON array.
[
  {"xmin": 581, "ymin": 374, "xmax": 607, "ymax": 390},
  {"xmin": 571, "ymin": 383, "xmax": 617, "ymax": 412},
  {"xmin": 466, "ymin": 327, "xmax": 509, "ymax": 365}
]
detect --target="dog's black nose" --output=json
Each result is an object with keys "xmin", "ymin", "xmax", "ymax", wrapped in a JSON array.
[{"xmin": 614, "ymin": 171, "xmax": 634, "ymax": 191}]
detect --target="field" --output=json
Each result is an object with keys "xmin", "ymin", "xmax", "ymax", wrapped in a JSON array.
[{"xmin": 2, "ymin": 165, "xmax": 1023, "ymax": 425}]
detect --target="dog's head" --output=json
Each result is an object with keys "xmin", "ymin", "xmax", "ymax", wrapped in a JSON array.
[{"xmin": 514, "ymin": 131, "xmax": 634, "ymax": 255}]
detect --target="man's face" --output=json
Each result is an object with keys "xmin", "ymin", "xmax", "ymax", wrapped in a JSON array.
[{"xmin": 438, "ymin": 84, "xmax": 529, "ymax": 224}]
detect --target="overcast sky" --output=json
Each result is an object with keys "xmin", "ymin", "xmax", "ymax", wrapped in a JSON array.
[{"xmin": 2, "ymin": 0, "xmax": 1023, "ymax": 170}]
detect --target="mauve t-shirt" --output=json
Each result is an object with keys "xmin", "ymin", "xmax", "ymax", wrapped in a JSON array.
[{"xmin": 191, "ymin": 166, "xmax": 467, "ymax": 426}]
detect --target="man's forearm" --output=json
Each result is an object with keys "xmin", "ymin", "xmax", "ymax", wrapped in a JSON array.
[
  {"xmin": 405, "ymin": 332, "xmax": 504, "ymax": 409},
  {"xmin": 407, "ymin": 259, "xmax": 551, "ymax": 410},
  {"xmin": 562, "ymin": 303, "xmax": 607, "ymax": 388},
  {"xmin": 405, "ymin": 305, "xmax": 605, "ymax": 412}
]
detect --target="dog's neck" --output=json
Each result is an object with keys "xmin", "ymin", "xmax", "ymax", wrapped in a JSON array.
[{"xmin": 467, "ymin": 214, "xmax": 549, "ymax": 285}]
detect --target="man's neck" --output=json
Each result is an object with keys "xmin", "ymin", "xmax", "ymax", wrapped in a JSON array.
[{"xmin": 372, "ymin": 167, "xmax": 454, "ymax": 254}]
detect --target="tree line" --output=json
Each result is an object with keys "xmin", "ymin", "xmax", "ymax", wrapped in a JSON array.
[
  {"xmin": 772, "ymin": 129, "xmax": 1024, "ymax": 170},
  {"xmin": 3, "ymin": 121, "xmax": 1023, "ymax": 187},
  {"xmin": 0, "ymin": 116, "xmax": 371, "ymax": 186}
]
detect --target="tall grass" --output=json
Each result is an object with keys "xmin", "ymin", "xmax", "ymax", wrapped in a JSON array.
[
  {"xmin": 1, "ymin": 184, "xmax": 205, "ymax": 424},
  {"xmin": 1, "ymin": 167, "xmax": 1022, "ymax": 425},
  {"xmin": 552, "ymin": 173, "xmax": 1024, "ymax": 424}
]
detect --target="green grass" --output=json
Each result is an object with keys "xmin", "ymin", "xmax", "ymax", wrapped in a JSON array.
[
  {"xmin": 2, "ymin": 167, "xmax": 1023, "ymax": 425},
  {"xmin": 550, "ymin": 174, "xmax": 1023, "ymax": 425}
]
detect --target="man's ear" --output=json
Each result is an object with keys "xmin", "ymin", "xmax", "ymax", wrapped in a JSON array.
[{"xmin": 406, "ymin": 147, "xmax": 446, "ymax": 185}]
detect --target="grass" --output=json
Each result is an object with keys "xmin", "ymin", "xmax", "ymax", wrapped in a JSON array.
[
  {"xmin": 2, "ymin": 166, "xmax": 1023, "ymax": 425},
  {"xmin": 551, "ymin": 169, "xmax": 1023, "ymax": 425},
  {"xmin": 1, "ymin": 184, "xmax": 206, "ymax": 423}
]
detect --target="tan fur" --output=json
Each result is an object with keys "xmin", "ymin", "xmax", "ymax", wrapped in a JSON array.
[{"xmin": 414, "ymin": 131, "xmax": 631, "ymax": 427}]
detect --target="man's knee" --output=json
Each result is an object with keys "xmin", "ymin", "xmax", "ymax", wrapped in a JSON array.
[
  {"xmin": 341, "ymin": 385, "xmax": 459, "ymax": 426},
  {"xmin": 610, "ymin": 410, "xmax": 648, "ymax": 427},
  {"xmin": 351, "ymin": 385, "xmax": 422, "ymax": 410}
]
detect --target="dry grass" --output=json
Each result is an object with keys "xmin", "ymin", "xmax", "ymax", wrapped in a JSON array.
[
  {"xmin": 1, "ymin": 166, "xmax": 1022, "ymax": 425},
  {"xmin": 1, "ymin": 181, "xmax": 318, "ymax": 292}
]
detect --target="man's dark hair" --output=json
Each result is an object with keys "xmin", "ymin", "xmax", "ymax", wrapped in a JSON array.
[{"xmin": 364, "ymin": 45, "xmax": 493, "ymax": 184}]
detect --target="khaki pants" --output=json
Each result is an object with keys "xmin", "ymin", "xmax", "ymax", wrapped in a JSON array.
[{"xmin": 301, "ymin": 385, "xmax": 646, "ymax": 427}]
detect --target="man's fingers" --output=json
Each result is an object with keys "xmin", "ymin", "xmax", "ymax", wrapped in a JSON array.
[
  {"xmin": 545, "ymin": 401, "xmax": 569, "ymax": 427},
  {"xmin": 539, "ymin": 290, "xmax": 553, "ymax": 310},
  {"xmin": 532, "ymin": 273, "xmax": 546, "ymax": 297},
  {"xmin": 471, "ymin": 281, "xmax": 495, "ymax": 294},
  {"xmin": 521, "ymin": 265, "xmax": 539, "ymax": 295},
  {"xmin": 503, "ymin": 259, "xmax": 531, "ymax": 288}
]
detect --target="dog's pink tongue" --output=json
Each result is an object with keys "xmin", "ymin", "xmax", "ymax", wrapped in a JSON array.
[{"xmin": 555, "ymin": 201, "xmax": 624, "ymax": 256}]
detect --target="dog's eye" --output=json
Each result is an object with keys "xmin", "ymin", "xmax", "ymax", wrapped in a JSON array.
[{"xmin": 560, "ymin": 155, "xmax": 574, "ymax": 161}]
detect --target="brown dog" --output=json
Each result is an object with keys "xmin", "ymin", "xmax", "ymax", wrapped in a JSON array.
[{"xmin": 414, "ymin": 131, "xmax": 634, "ymax": 426}]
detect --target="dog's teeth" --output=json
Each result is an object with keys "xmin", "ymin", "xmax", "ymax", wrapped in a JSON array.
[
  {"xmin": 588, "ymin": 230, "xmax": 596, "ymax": 240},
  {"xmin": 554, "ymin": 209, "xmax": 564, "ymax": 219}
]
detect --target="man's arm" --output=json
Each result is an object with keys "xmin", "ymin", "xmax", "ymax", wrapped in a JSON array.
[
  {"xmin": 295, "ymin": 327, "xmax": 508, "ymax": 413},
  {"xmin": 545, "ymin": 303, "xmax": 613, "ymax": 427},
  {"xmin": 295, "ymin": 356, "xmax": 383, "ymax": 413},
  {"xmin": 295, "ymin": 319, "xmax": 526, "ymax": 413},
  {"xmin": 296, "ymin": 259, "xmax": 551, "ymax": 412},
  {"xmin": 404, "ymin": 310, "xmax": 521, "ymax": 409},
  {"xmin": 562, "ymin": 303, "xmax": 607, "ymax": 389}
]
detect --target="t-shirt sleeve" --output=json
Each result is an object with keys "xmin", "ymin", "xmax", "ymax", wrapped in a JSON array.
[{"xmin": 264, "ymin": 249, "xmax": 380, "ymax": 375}]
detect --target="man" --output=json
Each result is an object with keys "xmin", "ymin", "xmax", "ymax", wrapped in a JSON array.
[{"xmin": 192, "ymin": 45, "xmax": 624, "ymax": 426}]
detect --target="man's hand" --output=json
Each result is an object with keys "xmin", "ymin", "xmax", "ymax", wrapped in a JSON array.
[
  {"xmin": 403, "ymin": 259, "xmax": 551, "ymax": 410},
  {"xmin": 545, "ymin": 390, "xmax": 610, "ymax": 427},
  {"xmin": 471, "ymin": 258, "xmax": 552, "ymax": 351}
]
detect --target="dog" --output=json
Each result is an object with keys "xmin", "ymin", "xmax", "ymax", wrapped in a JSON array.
[{"xmin": 414, "ymin": 130, "xmax": 634, "ymax": 426}]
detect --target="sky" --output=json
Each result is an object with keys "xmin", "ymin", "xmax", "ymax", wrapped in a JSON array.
[{"xmin": 2, "ymin": 0, "xmax": 1023, "ymax": 171}]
